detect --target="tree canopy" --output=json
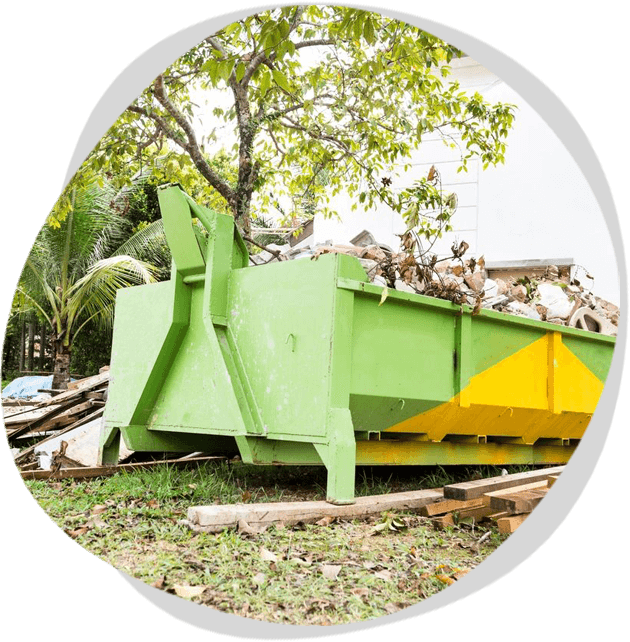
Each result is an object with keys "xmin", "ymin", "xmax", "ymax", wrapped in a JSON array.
[{"xmin": 62, "ymin": 5, "xmax": 514, "ymax": 242}]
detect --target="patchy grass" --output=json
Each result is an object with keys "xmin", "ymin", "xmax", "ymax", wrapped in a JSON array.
[{"xmin": 25, "ymin": 461, "xmax": 518, "ymax": 625}]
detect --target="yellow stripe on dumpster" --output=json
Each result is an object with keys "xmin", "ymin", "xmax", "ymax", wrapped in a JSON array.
[{"xmin": 386, "ymin": 331, "xmax": 604, "ymax": 443}]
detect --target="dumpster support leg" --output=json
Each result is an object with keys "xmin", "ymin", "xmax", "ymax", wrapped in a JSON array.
[
  {"xmin": 315, "ymin": 408, "xmax": 356, "ymax": 505},
  {"xmin": 98, "ymin": 425, "xmax": 121, "ymax": 466}
]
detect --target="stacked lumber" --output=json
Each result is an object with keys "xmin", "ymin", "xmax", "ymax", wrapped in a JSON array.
[
  {"xmin": 3, "ymin": 370, "xmax": 110, "ymax": 471},
  {"xmin": 422, "ymin": 466, "xmax": 564, "ymax": 534},
  {"xmin": 4, "ymin": 369, "xmax": 230, "ymax": 479}
]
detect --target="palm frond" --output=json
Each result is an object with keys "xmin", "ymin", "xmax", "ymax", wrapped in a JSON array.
[
  {"xmin": 66, "ymin": 255, "xmax": 158, "ymax": 334},
  {"xmin": 114, "ymin": 219, "xmax": 171, "ymax": 267}
]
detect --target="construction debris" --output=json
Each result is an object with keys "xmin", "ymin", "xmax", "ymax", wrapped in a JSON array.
[
  {"xmin": 2, "ymin": 368, "xmax": 233, "ymax": 478},
  {"xmin": 251, "ymin": 231, "xmax": 618, "ymax": 336}
]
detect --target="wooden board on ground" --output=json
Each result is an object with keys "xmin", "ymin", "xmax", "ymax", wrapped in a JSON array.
[
  {"xmin": 483, "ymin": 480, "xmax": 549, "ymax": 499},
  {"xmin": 20, "ymin": 455, "xmax": 229, "ymax": 480},
  {"xmin": 443, "ymin": 466, "xmax": 565, "ymax": 500},
  {"xmin": 497, "ymin": 514, "xmax": 529, "ymax": 534},
  {"xmin": 187, "ymin": 488, "xmax": 445, "ymax": 533},
  {"xmin": 419, "ymin": 496, "xmax": 488, "ymax": 517},
  {"xmin": 489, "ymin": 488, "xmax": 548, "ymax": 514},
  {"xmin": 43, "ymin": 371, "xmax": 109, "ymax": 406}
]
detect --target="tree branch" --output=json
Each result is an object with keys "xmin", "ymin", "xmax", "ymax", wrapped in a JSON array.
[{"xmin": 137, "ymin": 75, "xmax": 235, "ymax": 206}]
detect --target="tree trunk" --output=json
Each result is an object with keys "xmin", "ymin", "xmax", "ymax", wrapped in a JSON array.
[
  {"xmin": 18, "ymin": 318, "xmax": 25, "ymax": 373},
  {"xmin": 39, "ymin": 321, "xmax": 46, "ymax": 371},
  {"xmin": 51, "ymin": 341, "xmax": 72, "ymax": 391},
  {"xmin": 27, "ymin": 319, "xmax": 35, "ymax": 372}
]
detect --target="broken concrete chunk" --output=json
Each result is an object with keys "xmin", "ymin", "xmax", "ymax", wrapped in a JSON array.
[
  {"xmin": 395, "ymin": 279, "xmax": 416, "ymax": 294},
  {"xmin": 359, "ymin": 244, "xmax": 388, "ymax": 262},
  {"xmin": 482, "ymin": 278, "xmax": 498, "ymax": 299},
  {"xmin": 510, "ymin": 284, "xmax": 528, "ymax": 303},
  {"xmin": 464, "ymin": 271, "xmax": 485, "ymax": 293},
  {"xmin": 482, "ymin": 295, "xmax": 509, "ymax": 309},
  {"xmin": 359, "ymin": 258, "xmax": 378, "ymax": 277},
  {"xmin": 537, "ymin": 283, "xmax": 572, "ymax": 320},
  {"xmin": 506, "ymin": 301, "xmax": 542, "ymax": 321}
]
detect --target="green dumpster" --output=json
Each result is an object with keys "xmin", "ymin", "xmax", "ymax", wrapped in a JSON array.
[{"xmin": 99, "ymin": 186, "xmax": 617, "ymax": 504}]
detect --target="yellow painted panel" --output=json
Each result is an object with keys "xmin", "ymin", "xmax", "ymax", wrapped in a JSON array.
[
  {"xmin": 386, "ymin": 332, "xmax": 603, "ymax": 442},
  {"xmin": 555, "ymin": 341, "xmax": 604, "ymax": 413},
  {"xmin": 466, "ymin": 336, "xmax": 548, "ymax": 410}
]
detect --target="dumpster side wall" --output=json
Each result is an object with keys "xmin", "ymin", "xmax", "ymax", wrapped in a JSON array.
[{"xmin": 228, "ymin": 253, "xmax": 341, "ymax": 442}]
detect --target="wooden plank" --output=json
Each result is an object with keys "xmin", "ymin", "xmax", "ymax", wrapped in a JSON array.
[
  {"xmin": 454, "ymin": 505, "xmax": 497, "ymax": 521},
  {"xmin": 187, "ymin": 487, "xmax": 445, "ymax": 533},
  {"xmin": 497, "ymin": 514, "xmax": 528, "ymax": 534},
  {"xmin": 547, "ymin": 475, "xmax": 560, "ymax": 487},
  {"xmin": 431, "ymin": 513, "xmax": 455, "ymax": 529},
  {"xmin": 487, "ymin": 511, "xmax": 510, "ymax": 521},
  {"xmin": 490, "ymin": 488, "xmax": 549, "ymax": 514},
  {"xmin": 18, "ymin": 400, "xmax": 100, "ymax": 437},
  {"xmin": 443, "ymin": 466, "xmax": 565, "ymax": 500},
  {"xmin": 43, "ymin": 371, "xmax": 109, "ymax": 406},
  {"xmin": 420, "ymin": 496, "xmax": 488, "ymax": 517},
  {"xmin": 14, "ymin": 407, "xmax": 105, "ymax": 465},
  {"xmin": 66, "ymin": 371, "xmax": 110, "ymax": 391},
  {"xmin": 483, "ymin": 480, "xmax": 550, "ymax": 499},
  {"xmin": 7, "ymin": 399, "xmax": 82, "ymax": 441},
  {"xmin": 20, "ymin": 455, "xmax": 230, "ymax": 480}
]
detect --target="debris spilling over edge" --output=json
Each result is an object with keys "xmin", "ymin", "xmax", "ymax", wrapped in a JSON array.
[{"xmin": 252, "ymin": 235, "xmax": 618, "ymax": 336}]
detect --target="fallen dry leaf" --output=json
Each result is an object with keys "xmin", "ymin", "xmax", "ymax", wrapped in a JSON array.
[
  {"xmin": 66, "ymin": 526, "xmax": 90, "ymax": 538},
  {"xmin": 90, "ymin": 505, "xmax": 107, "ymax": 515},
  {"xmin": 350, "ymin": 587, "xmax": 369, "ymax": 597},
  {"xmin": 321, "ymin": 564, "xmax": 342, "ymax": 580},
  {"xmin": 252, "ymin": 572, "xmax": 266, "ymax": 586},
  {"xmin": 315, "ymin": 515, "xmax": 334, "ymax": 526},
  {"xmin": 237, "ymin": 520, "xmax": 266, "ymax": 535},
  {"xmin": 85, "ymin": 516, "xmax": 107, "ymax": 529},
  {"xmin": 173, "ymin": 585, "xmax": 205, "ymax": 599},
  {"xmin": 453, "ymin": 569, "xmax": 470, "ymax": 580},
  {"xmin": 260, "ymin": 547, "xmax": 278, "ymax": 563},
  {"xmin": 435, "ymin": 574, "xmax": 455, "ymax": 585},
  {"xmin": 147, "ymin": 499, "xmax": 159, "ymax": 508},
  {"xmin": 374, "ymin": 570, "xmax": 392, "ymax": 581},
  {"xmin": 151, "ymin": 576, "xmax": 166, "ymax": 589}
]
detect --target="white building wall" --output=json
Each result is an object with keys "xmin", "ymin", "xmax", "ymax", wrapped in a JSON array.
[{"xmin": 311, "ymin": 57, "xmax": 620, "ymax": 305}]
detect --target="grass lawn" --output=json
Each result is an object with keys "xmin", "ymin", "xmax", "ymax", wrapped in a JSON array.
[{"xmin": 25, "ymin": 461, "xmax": 519, "ymax": 625}]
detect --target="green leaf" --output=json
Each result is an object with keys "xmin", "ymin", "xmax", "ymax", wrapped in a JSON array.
[
  {"xmin": 218, "ymin": 60, "xmax": 235, "ymax": 82},
  {"xmin": 272, "ymin": 69, "xmax": 291, "ymax": 92},
  {"xmin": 258, "ymin": 69, "xmax": 271, "ymax": 96},
  {"xmin": 235, "ymin": 62, "xmax": 246, "ymax": 82},
  {"xmin": 363, "ymin": 18, "xmax": 375, "ymax": 45}
]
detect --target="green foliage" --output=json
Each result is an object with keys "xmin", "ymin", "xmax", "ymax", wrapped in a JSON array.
[
  {"xmin": 74, "ymin": 5, "xmax": 515, "ymax": 240},
  {"xmin": 17, "ymin": 176, "xmax": 164, "ymax": 384},
  {"xmin": 67, "ymin": 320, "xmax": 113, "ymax": 377}
]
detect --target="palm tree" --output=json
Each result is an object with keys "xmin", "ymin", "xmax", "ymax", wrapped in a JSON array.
[{"xmin": 16, "ymin": 179, "xmax": 166, "ymax": 390}]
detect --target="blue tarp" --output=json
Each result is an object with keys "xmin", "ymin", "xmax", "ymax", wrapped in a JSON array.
[{"xmin": 2, "ymin": 375, "xmax": 54, "ymax": 399}]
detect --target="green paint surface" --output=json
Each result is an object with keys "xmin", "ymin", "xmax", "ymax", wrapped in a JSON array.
[{"xmin": 562, "ymin": 334, "xmax": 616, "ymax": 382}]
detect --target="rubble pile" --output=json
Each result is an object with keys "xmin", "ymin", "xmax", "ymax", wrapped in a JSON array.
[
  {"xmin": 251, "ymin": 238, "xmax": 618, "ymax": 336},
  {"xmin": 426, "ymin": 258, "xmax": 618, "ymax": 336}
]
